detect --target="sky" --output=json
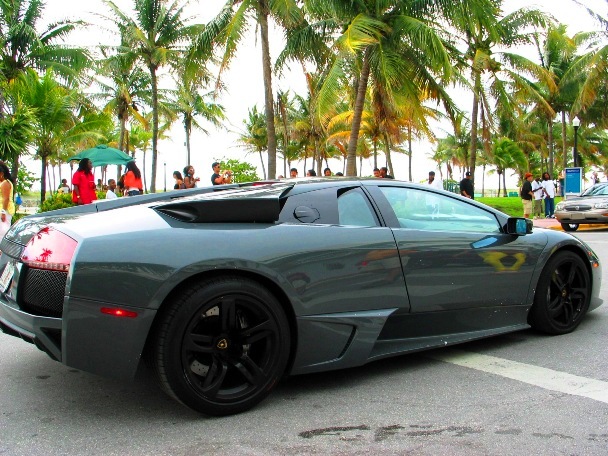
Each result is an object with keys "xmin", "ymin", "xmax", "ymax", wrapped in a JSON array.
[{"xmin": 34, "ymin": 0, "xmax": 608, "ymax": 192}]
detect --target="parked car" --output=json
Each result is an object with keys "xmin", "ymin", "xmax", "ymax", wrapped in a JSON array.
[
  {"xmin": 0, "ymin": 178, "xmax": 602, "ymax": 415},
  {"xmin": 555, "ymin": 182, "xmax": 608, "ymax": 231}
]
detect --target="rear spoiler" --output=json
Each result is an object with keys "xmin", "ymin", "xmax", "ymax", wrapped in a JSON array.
[{"xmin": 154, "ymin": 184, "xmax": 291, "ymax": 223}]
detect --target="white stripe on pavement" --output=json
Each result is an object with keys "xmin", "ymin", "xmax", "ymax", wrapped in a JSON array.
[{"xmin": 427, "ymin": 348, "xmax": 608, "ymax": 404}]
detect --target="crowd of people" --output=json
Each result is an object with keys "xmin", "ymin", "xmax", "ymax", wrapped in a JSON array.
[{"xmin": 521, "ymin": 172, "xmax": 558, "ymax": 219}]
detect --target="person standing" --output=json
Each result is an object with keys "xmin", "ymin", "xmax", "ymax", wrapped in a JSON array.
[
  {"xmin": 521, "ymin": 172, "xmax": 534, "ymax": 218},
  {"xmin": 211, "ymin": 162, "xmax": 232, "ymax": 185},
  {"xmin": 531, "ymin": 176, "xmax": 544, "ymax": 219},
  {"xmin": 542, "ymin": 172, "xmax": 556, "ymax": 218},
  {"xmin": 72, "ymin": 158, "xmax": 97, "ymax": 205},
  {"xmin": 425, "ymin": 171, "xmax": 443, "ymax": 190},
  {"xmin": 379, "ymin": 167, "xmax": 394, "ymax": 179},
  {"xmin": 323, "ymin": 168, "xmax": 332, "ymax": 176},
  {"xmin": 57, "ymin": 179, "xmax": 70, "ymax": 193},
  {"xmin": 460, "ymin": 171, "xmax": 474, "ymax": 199},
  {"xmin": 184, "ymin": 165, "xmax": 200, "ymax": 188},
  {"xmin": 173, "ymin": 171, "xmax": 186, "ymax": 189},
  {"xmin": 373, "ymin": 168, "xmax": 380, "ymax": 178},
  {"xmin": 124, "ymin": 161, "xmax": 143, "ymax": 196},
  {"xmin": 105, "ymin": 179, "xmax": 118, "ymax": 200},
  {"xmin": 0, "ymin": 162, "xmax": 16, "ymax": 238},
  {"xmin": 289, "ymin": 168, "xmax": 298, "ymax": 178}
]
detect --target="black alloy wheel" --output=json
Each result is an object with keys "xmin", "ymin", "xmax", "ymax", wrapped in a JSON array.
[
  {"xmin": 561, "ymin": 223, "xmax": 579, "ymax": 232},
  {"xmin": 528, "ymin": 251, "xmax": 591, "ymax": 335},
  {"xmin": 152, "ymin": 276, "xmax": 290, "ymax": 416}
]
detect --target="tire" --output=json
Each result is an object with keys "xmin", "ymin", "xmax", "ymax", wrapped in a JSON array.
[
  {"xmin": 561, "ymin": 223, "xmax": 579, "ymax": 232},
  {"xmin": 528, "ymin": 251, "xmax": 590, "ymax": 335},
  {"xmin": 152, "ymin": 276, "xmax": 290, "ymax": 416}
]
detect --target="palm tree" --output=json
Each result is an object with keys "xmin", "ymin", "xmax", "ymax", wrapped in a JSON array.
[
  {"xmin": 238, "ymin": 106, "xmax": 268, "ymax": 179},
  {"xmin": 193, "ymin": 0, "xmax": 303, "ymax": 180},
  {"xmin": 104, "ymin": 0, "xmax": 204, "ymax": 192},
  {"xmin": 172, "ymin": 73, "xmax": 226, "ymax": 166},
  {"xmin": 95, "ymin": 40, "xmax": 152, "ymax": 156},
  {"xmin": 0, "ymin": 0, "xmax": 90, "ymax": 84},
  {"xmin": 491, "ymin": 137, "xmax": 527, "ymax": 197},
  {"xmin": 305, "ymin": 0, "xmax": 470, "ymax": 176},
  {"xmin": 452, "ymin": 2, "xmax": 553, "ymax": 182},
  {"xmin": 18, "ymin": 70, "xmax": 104, "ymax": 203}
]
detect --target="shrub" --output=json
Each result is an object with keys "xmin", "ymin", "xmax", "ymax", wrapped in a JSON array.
[{"xmin": 38, "ymin": 193, "xmax": 75, "ymax": 213}]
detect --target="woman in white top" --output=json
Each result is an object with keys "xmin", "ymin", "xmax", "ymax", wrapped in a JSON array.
[{"xmin": 0, "ymin": 162, "xmax": 16, "ymax": 238}]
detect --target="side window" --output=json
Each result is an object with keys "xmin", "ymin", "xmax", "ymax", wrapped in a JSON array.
[
  {"xmin": 279, "ymin": 187, "xmax": 339, "ymax": 224},
  {"xmin": 337, "ymin": 188, "xmax": 378, "ymax": 227},
  {"xmin": 379, "ymin": 186, "xmax": 499, "ymax": 233}
]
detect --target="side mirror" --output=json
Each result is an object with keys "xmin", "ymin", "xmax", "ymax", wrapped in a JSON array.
[{"xmin": 505, "ymin": 217, "xmax": 533, "ymax": 235}]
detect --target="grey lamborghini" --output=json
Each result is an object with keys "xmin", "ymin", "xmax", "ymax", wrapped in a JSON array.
[{"xmin": 0, "ymin": 178, "xmax": 602, "ymax": 415}]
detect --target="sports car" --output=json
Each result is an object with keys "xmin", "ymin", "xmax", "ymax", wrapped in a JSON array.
[
  {"xmin": 0, "ymin": 178, "xmax": 602, "ymax": 416},
  {"xmin": 556, "ymin": 182, "xmax": 608, "ymax": 231}
]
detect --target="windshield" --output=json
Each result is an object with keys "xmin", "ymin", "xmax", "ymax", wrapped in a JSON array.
[{"xmin": 581, "ymin": 184, "xmax": 608, "ymax": 196}]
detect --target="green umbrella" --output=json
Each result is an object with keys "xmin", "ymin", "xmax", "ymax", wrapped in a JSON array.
[{"xmin": 69, "ymin": 145, "xmax": 133, "ymax": 167}]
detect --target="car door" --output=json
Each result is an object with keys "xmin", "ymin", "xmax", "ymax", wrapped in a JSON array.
[
  {"xmin": 367, "ymin": 184, "xmax": 545, "ymax": 313},
  {"xmin": 277, "ymin": 184, "xmax": 410, "ymax": 316}
]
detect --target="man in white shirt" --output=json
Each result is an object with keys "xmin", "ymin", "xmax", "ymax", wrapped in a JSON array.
[
  {"xmin": 424, "ymin": 171, "xmax": 443, "ymax": 214},
  {"xmin": 531, "ymin": 176, "xmax": 544, "ymax": 219},
  {"xmin": 541, "ymin": 172, "xmax": 556, "ymax": 218},
  {"xmin": 425, "ymin": 171, "xmax": 443, "ymax": 190},
  {"xmin": 105, "ymin": 179, "xmax": 118, "ymax": 200}
]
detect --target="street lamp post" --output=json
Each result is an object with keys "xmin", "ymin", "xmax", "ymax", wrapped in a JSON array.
[
  {"xmin": 573, "ymin": 116, "xmax": 580, "ymax": 167},
  {"xmin": 164, "ymin": 162, "xmax": 167, "ymax": 192}
]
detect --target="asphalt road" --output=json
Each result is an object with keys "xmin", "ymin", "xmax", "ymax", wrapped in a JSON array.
[{"xmin": 1, "ymin": 231, "xmax": 607, "ymax": 455}]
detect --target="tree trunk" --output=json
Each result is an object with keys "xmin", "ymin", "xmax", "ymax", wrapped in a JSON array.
[
  {"xmin": 257, "ymin": 1, "xmax": 277, "ymax": 179},
  {"xmin": 548, "ymin": 116, "xmax": 554, "ymax": 177},
  {"xmin": 469, "ymin": 71, "xmax": 481, "ymax": 183},
  {"xmin": 497, "ymin": 171, "xmax": 502, "ymax": 197},
  {"xmin": 259, "ymin": 150, "xmax": 267, "ymax": 179},
  {"xmin": 383, "ymin": 133, "xmax": 394, "ymax": 179},
  {"xmin": 149, "ymin": 64, "xmax": 159, "ymax": 193},
  {"xmin": 408, "ymin": 125, "xmax": 412, "ymax": 181},
  {"xmin": 346, "ymin": 48, "xmax": 372, "ymax": 176},
  {"xmin": 40, "ymin": 155, "xmax": 47, "ymax": 204},
  {"xmin": 561, "ymin": 111, "xmax": 567, "ymax": 170},
  {"xmin": 503, "ymin": 171, "xmax": 507, "ymax": 198},
  {"xmin": 185, "ymin": 117, "xmax": 192, "ymax": 165}
]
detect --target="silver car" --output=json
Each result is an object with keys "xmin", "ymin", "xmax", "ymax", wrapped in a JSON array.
[{"xmin": 555, "ymin": 183, "xmax": 608, "ymax": 231}]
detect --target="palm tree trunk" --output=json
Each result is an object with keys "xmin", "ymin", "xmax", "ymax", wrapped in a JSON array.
[
  {"xmin": 185, "ymin": 118, "xmax": 192, "ymax": 165},
  {"xmin": 259, "ymin": 151, "xmax": 267, "ymax": 179},
  {"xmin": 346, "ymin": 48, "xmax": 372, "ymax": 176},
  {"xmin": 469, "ymin": 72, "xmax": 481, "ymax": 181},
  {"xmin": 408, "ymin": 125, "xmax": 413, "ymax": 181},
  {"xmin": 548, "ymin": 116, "xmax": 554, "ymax": 177},
  {"xmin": 497, "ymin": 171, "xmax": 501, "ymax": 197},
  {"xmin": 383, "ymin": 133, "xmax": 394, "ymax": 178},
  {"xmin": 149, "ymin": 64, "xmax": 159, "ymax": 193},
  {"xmin": 40, "ymin": 155, "xmax": 47, "ymax": 204},
  {"xmin": 561, "ymin": 111, "xmax": 567, "ymax": 170},
  {"xmin": 257, "ymin": 1, "xmax": 277, "ymax": 179},
  {"xmin": 503, "ymin": 172, "xmax": 507, "ymax": 198}
]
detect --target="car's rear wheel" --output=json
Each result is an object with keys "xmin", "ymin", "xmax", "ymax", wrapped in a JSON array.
[
  {"xmin": 152, "ymin": 276, "xmax": 290, "ymax": 416},
  {"xmin": 561, "ymin": 223, "xmax": 579, "ymax": 232},
  {"xmin": 528, "ymin": 251, "xmax": 590, "ymax": 335}
]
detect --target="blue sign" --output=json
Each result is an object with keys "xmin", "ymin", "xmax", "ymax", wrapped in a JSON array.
[{"xmin": 564, "ymin": 168, "xmax": 582, "ymax": 197}]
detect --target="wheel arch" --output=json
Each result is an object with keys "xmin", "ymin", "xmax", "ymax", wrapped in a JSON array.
[{"xmin": 140, "ymin": 268, "xmax": 299, "ymax": 376}]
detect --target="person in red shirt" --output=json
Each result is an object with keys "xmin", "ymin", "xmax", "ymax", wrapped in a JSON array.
[
  {"xmin": 72, "ymin": 158, "xmax": 97, "ymax": 205},
  {"xmin": 124, "ymin": 161, "xmax": 143, "ymax": 196}
]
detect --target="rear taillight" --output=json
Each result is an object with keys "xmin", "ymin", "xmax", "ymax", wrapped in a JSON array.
[{"xmin": 21, "ymin": 227, "xmax": 77, "ymax": 272}]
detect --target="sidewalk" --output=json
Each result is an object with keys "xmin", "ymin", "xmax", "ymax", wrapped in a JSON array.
[{"xmin": 532, "ymin": 217, "xmax": 561, "ymax": 230}]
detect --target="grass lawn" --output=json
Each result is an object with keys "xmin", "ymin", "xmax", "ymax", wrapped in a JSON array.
[{"xmin": 477, "ymin": 196, "xmax": 562, "ymax": 217}]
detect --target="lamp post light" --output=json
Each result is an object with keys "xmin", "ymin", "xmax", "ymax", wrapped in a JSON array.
[
  {"xmin": 573, "ymin": 116, "xmax": 580, "ymax": 167},
  {"xmin": 164, "ymin": 162, "xmax": 167, "ymax": 193}
]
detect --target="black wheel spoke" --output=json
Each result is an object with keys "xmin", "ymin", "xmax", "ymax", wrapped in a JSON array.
[
  {"xmin": 184, "ymin": 333, "xmax": 214, "ymax": 354},
  {"xmin": 551, "ymin": 272, "xmax": 566, "ymax": 291},
  {"xmin": 566, "ymin": 264, "xmax": 578, "ymax": 286},
  {"xmin": 234, "ymin": 354, "xmax": 266, "ymax": 385},
  {"xmin": 201, "ymin": 357, "xmax": 228, "ymax": 397},
  {"xmin": 221, "ymin": 297, "xmax": 237, "ymax": 332},
  {"xmin": 240, "ymin": 319, "xmax": 275, "ymax": 345}
]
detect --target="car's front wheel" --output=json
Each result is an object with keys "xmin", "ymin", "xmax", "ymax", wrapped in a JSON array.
[
  {"xmin": 151, "ymin": 276, "xmax": 291, "ymax": 416},
  {"xmin": 561, "ymin": 223, "xmax": 579, "ymax": 232},
  {"xmin": 528, "ymin": 251, "xmax": 590, "ymax": 335}
]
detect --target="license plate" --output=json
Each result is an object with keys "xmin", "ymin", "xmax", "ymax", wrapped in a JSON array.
[
  {"xmin": 0, "ymin": 262, "xmax": 15, "ymax": 292},
  {"xmin": 571, "ymin": 213, "xmax": 584, "ymax": 220}
]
